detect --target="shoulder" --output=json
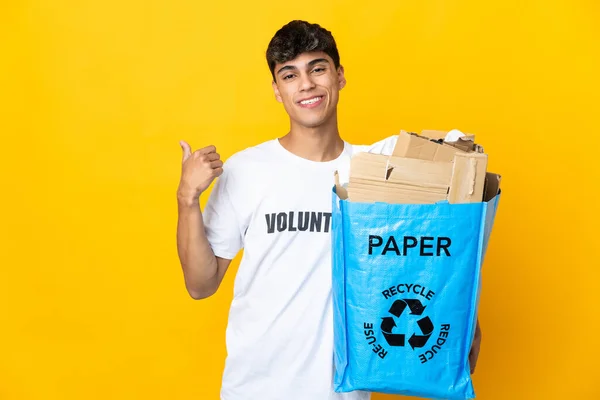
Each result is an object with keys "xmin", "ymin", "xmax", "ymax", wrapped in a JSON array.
[
  {"xmin": 222, "ymin": 139, "xmax": 279, "ymax": 171},
  {"xmin": 350, "ymin": 135, "xmax": 398, "ymax": 156},
  {"xmin": 217, "ymin": 139, "xmax": 281, "ymax": 194},
  {"xmin": 206, "ymin": 140, "xmax": 278, "ymax": 211}
]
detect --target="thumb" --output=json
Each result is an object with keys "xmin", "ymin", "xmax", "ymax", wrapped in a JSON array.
[{"xmin": 180, "ymin": 140, "xmax": 192, "ymax": 162}]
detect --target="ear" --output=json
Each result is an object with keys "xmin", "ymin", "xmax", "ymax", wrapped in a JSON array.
[
  {"xmin": 272, "ymin": 80, "xmax": 283, "ymax": 103},
  {"xmin": 337, "ymin": 65, "xmax": 347, "ymax": 90}
]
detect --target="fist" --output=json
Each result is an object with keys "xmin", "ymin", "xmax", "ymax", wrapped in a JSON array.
[{"xmin": 178, "ymin": 141, "xmax": 224, "ymax": 200}]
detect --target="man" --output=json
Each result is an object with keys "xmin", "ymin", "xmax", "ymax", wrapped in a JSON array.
[{"xmin": 176, "ymin": 20, "xmax": 481, "ymax": 400}]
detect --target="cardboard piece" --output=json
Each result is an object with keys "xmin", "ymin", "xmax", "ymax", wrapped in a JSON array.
[
  {"xmin": 420, "ymin": 130, "xmax": 449, "ymax": 140},
  {"xmin": 483, "ymin": 172, "xmax": 502, "ymax": 202},
  {"xmin": 447, "ymin": 152, "xmax": 488, "ymax": 204},
  {"xmin": 351, "ymin": 153, "xmax": 453, "ymax": 188},
  {"xmin": 334, "ymin": 171, "xmax": 348, "ymax": 200},
  {"xmin": 392, "ymin": 131, "xmax": 466, "ymax": 163},
  {"xmin": 337, "ymin": 129, "xmax": 500, "ymax": 205},
  {"xmin": 445, "ymin": 135, "xmax": 476, "ymax": 152}
]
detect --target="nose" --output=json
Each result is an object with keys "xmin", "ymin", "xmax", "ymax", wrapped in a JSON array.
[{"xmin": 299, "ymin": 72, "xmax": 316, "ymax": 91}]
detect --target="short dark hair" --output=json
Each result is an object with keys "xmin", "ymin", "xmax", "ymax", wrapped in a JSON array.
[{"xmin": 266, "ymin": 20, "xmax": 341, "ymax": 81}]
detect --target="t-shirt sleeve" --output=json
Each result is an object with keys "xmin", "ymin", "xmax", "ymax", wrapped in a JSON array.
[{"xmin": 202, "ymin": 162, "xmax": 245, "ymax": 260}]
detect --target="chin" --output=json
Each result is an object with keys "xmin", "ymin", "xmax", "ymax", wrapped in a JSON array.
[
  {"xmin": 293, "ymin": 113, "xmax": 333, "ymax": 129},
  {"xmin": 300, "ymin": 119, "xmax": 327, "ymax": 128}
]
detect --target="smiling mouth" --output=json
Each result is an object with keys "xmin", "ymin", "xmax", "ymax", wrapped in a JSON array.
[{"xmin": 298, "ymin": 96, "xmax": 324, "ymax": 108}]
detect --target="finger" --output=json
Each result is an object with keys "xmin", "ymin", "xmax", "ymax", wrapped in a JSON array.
[
  {"xmin": 197, "ymin": 145, "xmax": 217, "ymax": 155},
  {"xmin": 213, "ymin": 167, "xmax": 224, "ymax": 177},
  {"xmin": 206, "ymin": 152, "xmax": 220, "ymax": 162},
  {"xmin": 180, "ymin": 140, "xmax": 192, "ymax": 162},
  {"xmin": 210, "ymin": 160, "xmax": 223, "ymax": 169}
]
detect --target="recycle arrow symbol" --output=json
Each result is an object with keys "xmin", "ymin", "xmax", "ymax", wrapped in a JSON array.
[
  {"xmin": 380, "ymin": 298, "xmax": 433, "ymax": 349},
  {"xmin": 403, "ymin": 299, "xmax": 427, "ymax": 315},
  {"xmin": 380, "ymin": 317, "xmax": 405, "ymax": 347},
  {"xmin": 408, "ymin": 316, "xmax": 434, "ymax": 349},
  {"xmin": 389, "ymin": 299, "xmax": 426, "ymax": 317}
]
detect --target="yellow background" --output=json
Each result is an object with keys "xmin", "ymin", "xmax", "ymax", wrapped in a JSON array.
[{"xmin": 1, "ymin": 0, "xmax": 598, "ymax": 399}]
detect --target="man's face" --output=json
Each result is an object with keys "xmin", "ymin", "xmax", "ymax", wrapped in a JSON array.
[{"xmin": 272, "ymin": 51, "xmax": 346, "ymax": 129}]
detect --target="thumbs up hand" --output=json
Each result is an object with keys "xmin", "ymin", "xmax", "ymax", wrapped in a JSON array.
[{"xmin": 177, "ymin": 141, "xmax": 224, "ymax": 203}]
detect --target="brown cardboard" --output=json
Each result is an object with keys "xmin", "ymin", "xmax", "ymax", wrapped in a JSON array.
[
  {"xmin": 349, "ymin": 187, "xmax": 447, "ymax": 204},
  {"xmin": 483, "ymin": 172, "xmax": 501, "ymax": 202},
  {"xmin": 335, "ymin": 129, "xmax": 497, "ymax": 205},
  {"xmin": 447, "ymin": 152, "xmax": 488, "ymax": 204},
  {"xmin": 346, "ymin": 152, "xmax": 454, "ymax": 204},
  {"xmin": 334, "ymin": 171, "xmax": 348, "ymax": 200},
  {"xmin": 419, "ymin": 129, "xmax": 482, "ymax": 153},
  {"xmin": 445, "ymin": 135, "xmax": 476, "ymax": 152},
  {"xmin": 350, "ymin": 152, "xmax": 453, "ymax": 189},
  {"xmin": 349, "ymin": 178, "xmax": 448, "ymax": 195},
  {"xmin": 349, "ymin": 180, "xmax": 448, "ymax": 201},
  {"xmin": 392, "ymin": 131, "xmax": 466, "ymax": 163},
  {"xmin": 420, "ymin": 130, "xmax": 448, "ymax": 140}
]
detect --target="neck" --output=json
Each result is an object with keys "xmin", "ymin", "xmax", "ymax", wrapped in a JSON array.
[{"xmin": 279, "ymin": 113, "xmax": 344, "ymax": 162}]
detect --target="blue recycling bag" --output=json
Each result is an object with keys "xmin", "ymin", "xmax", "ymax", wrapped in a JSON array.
[{"xmin": 331, "ymin": 188, "xmax": 500, "ymax": 399}]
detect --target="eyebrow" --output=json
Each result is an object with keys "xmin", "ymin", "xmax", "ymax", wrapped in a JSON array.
[{"xmin": 276, "ymin": 58, "xmax": 331, "ymax": 76}]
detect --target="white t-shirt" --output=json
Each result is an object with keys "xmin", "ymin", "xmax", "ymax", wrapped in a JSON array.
[{"xmin": 203, "ymin": 135, "xmax": 398, "ymax": 400}]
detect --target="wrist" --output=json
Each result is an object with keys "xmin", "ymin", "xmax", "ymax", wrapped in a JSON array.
[{"xmin": 177, "ymin": 189, "xmax": 201, "ymax": 208}]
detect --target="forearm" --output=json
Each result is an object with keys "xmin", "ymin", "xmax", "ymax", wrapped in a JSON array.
[{"xmin": 176, "ymin": 194, "xmax": 219, "ymax": 299}]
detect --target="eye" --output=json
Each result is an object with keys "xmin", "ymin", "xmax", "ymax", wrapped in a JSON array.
[
  {"xmin": 312, "ymin": 67, "xmax": 326, "ymax": 73},
  {"xmin": 283, "ymin": 74, "xmax": 295, "ymax": 80}
]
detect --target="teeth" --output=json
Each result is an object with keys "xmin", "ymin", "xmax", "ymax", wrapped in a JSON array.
[{"xmin": 300, "ymin": 96, "xmax": 322, "ymax": 105}]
